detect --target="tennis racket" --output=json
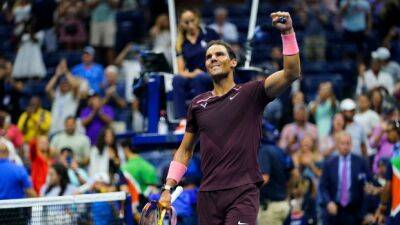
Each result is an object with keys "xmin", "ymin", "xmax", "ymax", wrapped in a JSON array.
[{"xmin": 139, "ymin": 186, "xmax": 183, "ymax": 225}]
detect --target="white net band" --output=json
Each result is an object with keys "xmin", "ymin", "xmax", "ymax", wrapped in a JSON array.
[{"xmin": 0, "ymin": 192, "xmax": 126, "ymax": 209}]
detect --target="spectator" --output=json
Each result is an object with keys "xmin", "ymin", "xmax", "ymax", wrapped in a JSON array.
[
  {"xmin": 87, "ymin": 0, "xmax": 119, "ymax": 65},
  {"xmin": 287, "ymin": 175, "xmax": 317, "ymax": 225},
  {"xmin": 58, "ymin": 147, "xmax": 88, "ymax": 187},
  {"xmin": 17, "ymin": 96, "xmax": 51, "ymax": 143},
  {"xmin": 0, "ymin": 110, "xmax": 24, "ymax": 151},
  {"xmin": 120, "ymin": 139, "xmax": 158, "ymax": 196},
  {"xmin": 0, "ymin": 58, "xmax": 24, "ymax": 123},
  {"xmin": 150, "ymin": 14, "xmax": 172, "ymax": 65},
  {"xmin": 362, "ymin": 158, "xmax": 389, "ymax": 225},
  {"xmin": 375, "ymin": 120, "xmax": 400, "ymax": 225},
  {"xmin": 9, "ymin": 0, "xmax": 31, "ymax": 37},
  {"xmin": 100, "ymin": 65, "xmax": 126, "ymax": 112},
  {"xmin": 263, "ymin": 97, "xmax": 283, "ymax": 128},
  {"xmin": 281, "ymin": 91, "xmax": 305, "ymax": 126},
  {"xmin": 320, "ymin": 131, "xmax": 370, "ymax": 225},
  {"xmin": 114, "ymin": 43, "xmax": 144, "ymax": 132},
  {"xmin": 56, "ymin": 0, "xmax": 87, "ymax": 51},
  {"xmin": 257, "ymin": 144, "xmax": 291, "ymax": 225},
  {"xmin": 369, "ymin": 105, "xmax": 398, "ymax": 174},
  {"xmin": 12, "ymin": 21, "xmax": 46, "ymax": 79},
  {"xmin": 339, "ymin": 0, "xmax": 371, "ymax": 58},
  {"xmin": 340, "ymin": 98, "xmax": 368, "ymax": 158},
  {"xmin": 355, "ymin": 94, "xmax": 381, "ymax": 160},
  {"xmin": 320, "ymin": 113, "xmax": 346, "ymax": 158},
  {"xmin": 40, "ymin": 163, "xmax": 76, "ymax": 224},
  {"xmin": 71, "ymin": 46, "xmax": 104, "ymax": 94},
  {"xmin": 90, "ymin": 173, "xmax": 120, "ymax": 224},
  {"xmin": 0, "ymin": 136, "xmax": 23, "ymax": 165},
  {"xmin": 88, "ymin": 127, "xmax": 122, "ymax": 182},
  {"xmin": 46, "ymin": 59, "xmax": 80, "ymax": 135},
  {"xmin": 371, "ymin": 46, "xmax": 400, "ymax": 83},
  {"xmin": 293, "ymin": 135, "xmax": 323, "ymax": 182},
  {"xmin": 356, "ymin": 55, "xmax": 394, "ymax": 96},
  {"xmin": 50, "ymin": 116, "xmax": 91, "ymax": 166},
  {"xmin": 369, "ymin": 87, "xmax": 385, "ymax": 115},
  {"xmin": 31, "ymin": 0, "xmax": 57, "ymax": 53},
  {"xmin": 354, "ymin": 94, "xmax": 381, "ymax": 137},
  {"xmin": 0, "ymin": 139, "xmax": 36, "ymax": 224},
  {"xmin": 120, "ymin": 0, "xmax": 138, "ymax": 11},
  {"xmin": 209, "ymin": 7, "xmax": 239, "ymax": 44},
  {"xmin": 40, "ymin": 163, "xmax": 76, "ymax": 196},
  {"xmin": 80, "ymin": 93, "xmax": 114, "ymax": 145},
  {"xmin": 279, "ymin": 104, "xmax": 318, "ymax": 154},
  {"xmin": 0, "ymin": 142, "xmax": 36, "ymax": 191},
  {"xmin": 29, "ymin": 135, "xmax": 52, "ymax": 195},
  {"xmin": 309, "ymin": 82, "xmax": 337, "ymax": 139},
  {"xmin": 172, "ymin": 8, "xmax": 219, "ymax": 130},
  {"xmin": 298, "ymin": 0, "xmax": 329, "ymax": 61},
  {"xmin": 263, "ymin": 46, "xmax": 283, "ymax": 73}
]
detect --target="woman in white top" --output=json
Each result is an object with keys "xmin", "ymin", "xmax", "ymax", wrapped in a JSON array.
[
  {"xmin": 38, "ymin": 163, "xmax": 76, "ymax": 225},
  {"xmin": 88, "ymin": 127, "xmax": 123, "ymax": 183},
  {"xmin": 12, "ymin": 21, "xmax": 46, "ymax": 79},
  {"xmin": 40, "ymin": 163, "xmax": 76, "ymax": 197}
]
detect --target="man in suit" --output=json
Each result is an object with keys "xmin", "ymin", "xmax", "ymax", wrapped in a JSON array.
[{"xmin": 320, "ymin": 131, "xmax": 370, "ymax": 225}]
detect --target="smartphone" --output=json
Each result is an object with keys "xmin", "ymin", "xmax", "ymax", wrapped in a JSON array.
[{"xmin": 66, "ymin": 155, "xmax": 73, "ymax": 166}]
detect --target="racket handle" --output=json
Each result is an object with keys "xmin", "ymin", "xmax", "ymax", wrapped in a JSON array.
[{"xmin": 171, "ymin": 186, "xmax": 183, "ymax": 203}]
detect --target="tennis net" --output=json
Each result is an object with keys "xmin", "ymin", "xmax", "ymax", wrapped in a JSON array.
[{"xmin": 0, "ymin": 192, "xmax": 128, "ymax": 225}]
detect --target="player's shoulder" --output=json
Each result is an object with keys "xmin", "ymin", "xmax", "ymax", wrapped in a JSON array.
[
  {"xmin": 190, "ymin": 91, "xmax": 214, "ymax": 107},
  {"xmin": 240, "ymin": 79, "xmax": 265, "ymax": 91}
]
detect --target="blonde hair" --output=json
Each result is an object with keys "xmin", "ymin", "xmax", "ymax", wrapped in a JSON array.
[{"xmin": 176, "ymin": 8, "xmax": 201, "ymax": 54}]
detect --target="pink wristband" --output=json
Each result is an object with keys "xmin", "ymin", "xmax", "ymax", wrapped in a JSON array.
[
  {"xmin": 167, "ymin": 161, "xmax": 187, "ymax": 184},
  {"xmin": 281, "ymin": 32, "xmax": 299, "ymax": 56}
]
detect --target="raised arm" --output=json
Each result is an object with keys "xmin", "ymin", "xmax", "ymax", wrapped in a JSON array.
[
  {"xmin": 264, "ymin": 12, "xmax": 301, "ymax": 99},
  {"xmin": 45, "ymin": 59, "xmax": 67, "ymax": 99}
]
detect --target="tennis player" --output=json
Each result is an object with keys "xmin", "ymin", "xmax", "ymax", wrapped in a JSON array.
[{"xmin": 159, "ymin": 11, "xmax": 301, "ymax": 225}]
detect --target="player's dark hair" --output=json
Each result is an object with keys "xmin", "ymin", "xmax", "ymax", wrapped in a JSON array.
[{"xmin": 206, "ymin": 40, "xmax": 237, "ymax": 60}]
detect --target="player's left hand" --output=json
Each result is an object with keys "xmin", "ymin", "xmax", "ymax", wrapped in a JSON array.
[{"xmin": 270, "ymin": 11, "xmax": 293, "ymax": 34}]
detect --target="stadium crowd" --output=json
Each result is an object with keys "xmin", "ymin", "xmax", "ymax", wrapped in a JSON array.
[{"xmin": 0, "ymin": 0, "xmax": 399, "ymax": 225}]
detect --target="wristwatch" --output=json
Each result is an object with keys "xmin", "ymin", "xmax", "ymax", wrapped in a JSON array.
[{"xmin": 161, "ymin": 184, "xmax": 173, "ymax": 192}]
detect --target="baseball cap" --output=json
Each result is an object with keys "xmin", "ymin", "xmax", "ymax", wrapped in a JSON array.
[
  {"xmin": 340, "ymin": 98, "xmax": 356, "ymax": 111},
  {"xmin": 83, "ymin": 46, "xmax": 95, "ymax": 56},
  {"xmin": 371, "ymin": 47, "xmax": 390, "ymax": 60}
]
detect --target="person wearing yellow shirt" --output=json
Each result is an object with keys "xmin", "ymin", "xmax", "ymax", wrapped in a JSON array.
[{"xmin": 17, "ymin": 96, "xmax": 51, "ymax": 142}]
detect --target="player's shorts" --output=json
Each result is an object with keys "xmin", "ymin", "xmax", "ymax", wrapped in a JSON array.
[{"xmin": 197, "ymin": 183, "xmax": 259, "ymax": 225}]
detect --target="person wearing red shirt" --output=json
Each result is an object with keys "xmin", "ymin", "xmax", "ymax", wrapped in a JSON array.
[{"xmin": 30, "ymin": 135, "xmax": 53, "ymax": 194}]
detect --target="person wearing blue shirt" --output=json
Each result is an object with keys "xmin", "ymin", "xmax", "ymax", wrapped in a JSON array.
[
  {"xmin": 100, "ymin": 65, "xmax": 127, "ymax": 121},
  {"xmin": 172, "ymin": 9, "xmax": 219, "ymax": 132},
  {"xmin": 71, "ymin": 46, "xmax": 104, "ymax": 94},
  {"xmin": 0, "ymin": 140, "xmax": 36, "ymax": 225}
]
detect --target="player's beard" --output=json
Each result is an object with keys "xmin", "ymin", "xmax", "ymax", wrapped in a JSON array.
[{"xmin": 211, "ymin": 71, "xmax": 229, "ymax": 83}]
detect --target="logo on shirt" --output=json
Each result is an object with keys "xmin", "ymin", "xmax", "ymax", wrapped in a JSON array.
[
  {"xmin": 200, "ymin": 102, "xmax": 208, "ymax": 108},
  {"xmin": 229, "ymin": 93, "xmax": 239, "ymax": 100},
  {"xmin": 238, "ymin": 221, "xmax": 248, "ymax": 225}
]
